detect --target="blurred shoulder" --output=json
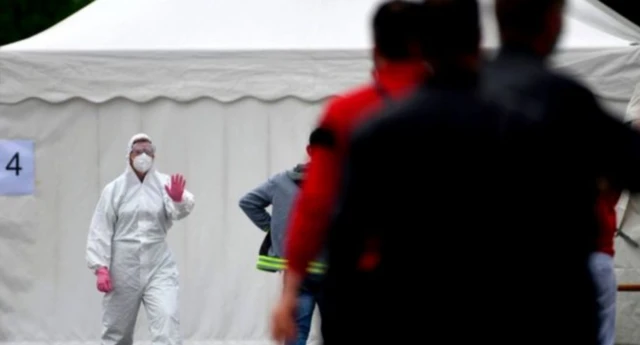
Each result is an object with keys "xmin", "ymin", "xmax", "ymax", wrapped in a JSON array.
[
  {"xmin": 322, "ymin": 84, "xmax": 378, "ymax": 122},
  {"xmin": 349, "ymin": 97, "xmax": 416, "ymax": 150}
]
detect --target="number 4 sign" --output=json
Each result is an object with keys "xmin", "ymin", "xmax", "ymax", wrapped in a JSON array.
[{"xmin": 0, "ymin": 140, "xmax": 34, "ymax": 195}]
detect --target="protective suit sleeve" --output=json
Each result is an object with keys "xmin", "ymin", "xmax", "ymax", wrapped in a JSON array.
[
  {"xmin": 164, "ymin": 188, "xmax": 195, "ymax": 221},
  {"xmin": 239, "ymin": 178, "xmax": 275, "ymax": 231},
  {"xmin": 86, "ymin": 184, "xmax": 117, "ymax": 271}
]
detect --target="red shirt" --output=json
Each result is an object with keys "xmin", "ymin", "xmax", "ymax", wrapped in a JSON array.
[
  {"xmin": 596, "ymin": 190, "xmax": 620, "ymax": 256},
  {"xmin": 284, "ymin": 62, "xmax": 426, "ymax": 276}
]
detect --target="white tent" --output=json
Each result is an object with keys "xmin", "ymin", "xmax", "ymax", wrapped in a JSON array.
[
  {"xmin": 1, "ymin": 0, "xmax": 640, "ymax": 344},
  {"xmin": 2, "ymin": 0, "xmax": 640, "ymax": 112}
]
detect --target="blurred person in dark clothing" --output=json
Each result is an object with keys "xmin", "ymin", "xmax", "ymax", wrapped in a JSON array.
[
  {"xmin": 323, "ymin": 0, "xmax": 640, "ymax": 343},
  {"xmin": 271, "ymin": 1, "xmax": 427, "ymax": 343},
  {"xmin": 591, "ymin": 178, "xmax": 620, "ymax": 345},
  {"xmin": 481, "ymin": 0, "xmax": 640, "ymax": 343},
  {"xmin": 321, "ymin": 1, "xmax": 497, "ymax": 343}
]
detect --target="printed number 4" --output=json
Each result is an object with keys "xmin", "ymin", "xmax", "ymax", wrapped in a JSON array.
[{"xmin": 6, "ymin": 152, "xmax": 22, "ymax": 176}]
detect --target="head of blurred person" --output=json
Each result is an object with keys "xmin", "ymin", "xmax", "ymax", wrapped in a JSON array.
[
  {"xmin": 496, "ymin": 0, "xmax": 565, "ymax": 58},
  {"xmin": 420, "ymin": 0, "xmax": 482, "ymax": 77},
  {"xmin": 371, "ymin": 1, "xmax": 424, "ymax": 70},
  {"xmin": 306, "ymin": 129, "xmax": 320, "ymax": 159}
]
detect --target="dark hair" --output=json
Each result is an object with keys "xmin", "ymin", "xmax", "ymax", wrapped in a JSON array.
[
  {"xmin": 420, "ymin": 0, "xmax": 481, "ymax": 60},
  {"xmin": 308, "ymin": 127, "xmax": 335, "ymax": 149},
  {"xmin": 372, "ymin": 1, "xmax": 423, "ymax": 60},
  {"xmin": 495, "ymin": 0, "xmax": 564, "ymax": 40}
]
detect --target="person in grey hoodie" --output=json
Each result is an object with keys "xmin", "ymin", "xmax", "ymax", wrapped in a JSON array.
[{"xmin": 239, "ymin": 134, "xmax": 327, "ymax": 345}]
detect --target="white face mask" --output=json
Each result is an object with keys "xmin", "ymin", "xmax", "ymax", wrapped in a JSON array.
[{"xmin": 132, "ymin": 153, "xmax": 153, "ymax": 173}]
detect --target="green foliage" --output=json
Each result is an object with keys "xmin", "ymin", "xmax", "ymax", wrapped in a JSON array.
[{"xmin": 0, "ymin": 0, "xmax": 93, "ymax": 46}]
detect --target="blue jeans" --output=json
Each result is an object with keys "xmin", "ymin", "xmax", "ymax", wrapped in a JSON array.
[
  {"xmin": 286, "ymin": 275, "xmax": 326, "ymax": 345},
  {"xmin": 589, "ymin": 252, "xmax": 616, "ymax": 345}
]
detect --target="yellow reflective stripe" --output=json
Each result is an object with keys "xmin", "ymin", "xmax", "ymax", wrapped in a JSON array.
[
  {"xmin": 307, "ymin": 265, "xmax": 325, "ymax": 274},
  {"xmin": 257, "ymin": 255, "xmax": 282, "ymax": 263},
  {"xmin": 258, "ymin": 255, "xmax": 326, "ymax": 267},
  {"xmin": 256, "ymin": 256, "xmax": 326, "ymax": 273},
  {"xmin": 256, "ymin": 261, "xmax": 284, "ymax": 271},
  {"xmin": 256, "ymin": 262, "xmax": 325, "ymax": 274},
  {"xmin": 256, "ymin": 259, "xmax": 285, "ymax": 270},
  {"xmin": 258, "ymin": 255, "xmax": 326, "ymax": 268}
]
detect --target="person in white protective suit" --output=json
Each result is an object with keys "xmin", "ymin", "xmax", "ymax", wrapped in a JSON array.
[{"xmin": 86, "ymin": 133, "xmax": 195, "ymax": 345}]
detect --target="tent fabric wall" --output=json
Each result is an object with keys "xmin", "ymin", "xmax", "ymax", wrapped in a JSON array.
[
  {"xmin": 2, "ymin": 0, "xmax": 640, "ymax": 108},
  {"xmin": 580, "ymin": 0, "xmax": 640, "ymax": 43},
  {"xmin": 550, "ymin": 47, "xmax": 640, "ymax": 116},
  {"xmin": 2, "ymin": 47, "xmax": 639, "ymax": 115},
  {"xmin": 0, "ymin": 97, "xmax": 323, "ymax": 345},
  {"xmin": 3, "ymin": 47, "xmax": 640, "ymax": 344},
  {"xmin": 0, "ymin": 51, "xmax": 367, "ymax": 104}
]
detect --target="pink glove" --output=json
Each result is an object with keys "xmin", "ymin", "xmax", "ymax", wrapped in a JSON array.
[
  {"xmin": 165, "ymin": 174, "xmax": 186, "ymax": 202},
  {"xmin": 96, "ymin": 267, "xmax": 113, "ymax": 293}
]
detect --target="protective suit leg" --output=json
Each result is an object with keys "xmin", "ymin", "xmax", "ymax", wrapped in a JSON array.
[
  {"xmin": 101, "ymin": 285, "xmax": 143, "ymax": 345},
  {"xmin": 143, "ymin": 271, "xmax": 181, "ymax": 345}
]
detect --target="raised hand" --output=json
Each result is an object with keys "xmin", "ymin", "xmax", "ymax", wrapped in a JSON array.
[{"xmin": 165, "ymin": 174, "xmax": 186, "ymax": 202}]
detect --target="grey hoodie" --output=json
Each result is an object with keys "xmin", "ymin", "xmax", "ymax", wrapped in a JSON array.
[{"xmin": 239, "ymin": 164, "xmax": 327, "ymax": 273}]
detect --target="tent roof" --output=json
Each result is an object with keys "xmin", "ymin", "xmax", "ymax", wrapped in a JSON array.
[
  {"xmin": 1, "ymin": 0, "xmax": 640, "ymax": 107},
  {"xmin": 2, "ymin": 0, "xmax": 638, "ymax": 51},
  {"xmin": 481, "ymin": 0, "xmax": 640, "ymax": 49}
]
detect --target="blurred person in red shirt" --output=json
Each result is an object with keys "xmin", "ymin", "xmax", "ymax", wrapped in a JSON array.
[
  {"xmin": 591, "ymin": 179, "xmax": 621, "ymax": 345},
  {"xmin": 590, "ymin": 119, "xmax": 640, "ymax": 345},
  {"xmin": 270, "ymin": 1, "xmax": 428, "ymax": 343}
]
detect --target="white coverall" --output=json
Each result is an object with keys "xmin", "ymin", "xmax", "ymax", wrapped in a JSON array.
[{"xmin": 86, "ymin": 134, "xmax": 195, "ymax": 345}]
